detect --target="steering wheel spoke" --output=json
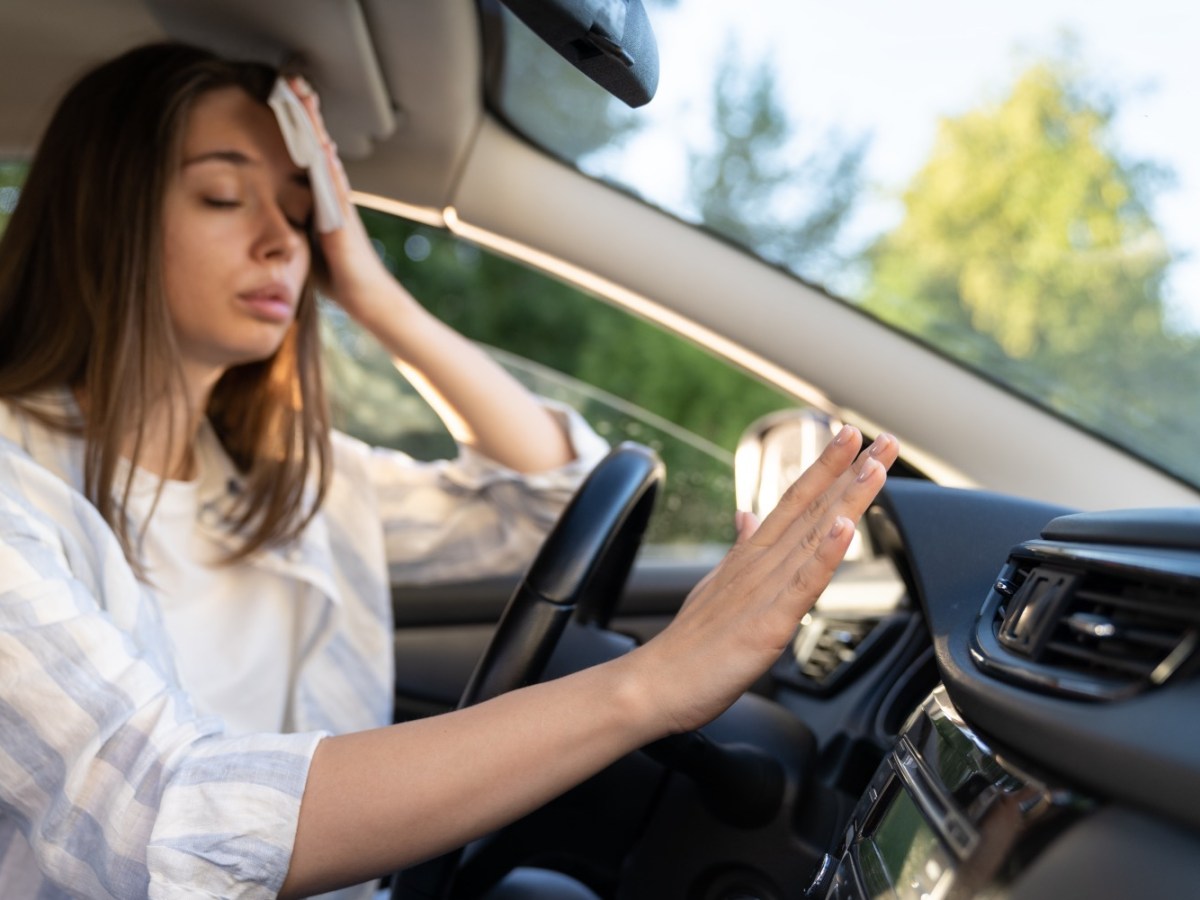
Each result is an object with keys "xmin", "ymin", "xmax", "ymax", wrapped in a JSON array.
[{"xmin": 393, "ymin": 442, "xmax": 663, "ymax": 899}]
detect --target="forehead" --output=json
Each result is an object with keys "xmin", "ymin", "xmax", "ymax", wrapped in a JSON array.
[{"xmin": 180, "ymin": 86, "xmax": 301, "ymax": 176}]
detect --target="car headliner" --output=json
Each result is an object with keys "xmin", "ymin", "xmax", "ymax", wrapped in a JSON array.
[{"xmin": 2, "ymin": 0, "xmax": 1196, "ymax": 512}]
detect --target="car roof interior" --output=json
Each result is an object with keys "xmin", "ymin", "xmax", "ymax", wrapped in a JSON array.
[
  {"xmin": 3, "ymin": 0, "xmax": 1197, "ymax": 512},
  {"xmin": 2, "ymin": 0, "xmax": 480, "ymax": 213}
]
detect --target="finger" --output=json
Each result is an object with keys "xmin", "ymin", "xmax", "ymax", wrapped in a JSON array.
[
  {"xmin": 815, "ymin": 431, "xmax": 898, "ymax": 517},
  {"xmin": 287, "ymin": 76, "xmax": 356, "ymax": 216},
  {"xmin": 697, "ymin": 432, "xmax": 895, "ymax": 606},
  {"xmin": 782, "ymin": 515, "xmax": 858, "ymax": 618},
  {"xmin": 733, "ymin": 509, "xmax": 761, "ymax": 543},
  {"xmin": 758, "ymin": 454, "xmax": 889, "ymax": 624},
  {"xmin": 682, "ymin": 509, "xmax": 763, "ymax": 611},
  {"xmin": 802, "ymin": 431, "xmax": 899, "ymax": 534},
  {"xmin": 850, "ymin": 432, "xmax": 899, "ymax": 478},
  {"xmin": 747, "ymin": 447, "xmax": 887, "ymax": 599},
  {"xmin": 322, "ymin": 140, "xmax": 352, "ymax": 199},
  {"xmin": 746, "ymin": 425, "xmax": 861, "ymax": 548},
  {"xmin": 290, "ymin": 75, "xmax": 334, "ymax": 146},
  {"xmin": 838, "ymin": 454, "xmax": 889, "ymax": 523}
]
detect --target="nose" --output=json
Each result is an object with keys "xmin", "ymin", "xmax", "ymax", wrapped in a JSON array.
[{"xmin": 253, "ymin": 200, "xmax": 306, "ymax": 264}]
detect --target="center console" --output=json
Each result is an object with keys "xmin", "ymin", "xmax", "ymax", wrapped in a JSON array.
[{"xmin": 807, "ymin": 686, "xmax": 1079, "ymax": 899}]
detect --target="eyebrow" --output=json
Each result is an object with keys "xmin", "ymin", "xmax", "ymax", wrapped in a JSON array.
[{"xmin": 183, "ymin": 149, "xmax": 309, "ymax": 187}]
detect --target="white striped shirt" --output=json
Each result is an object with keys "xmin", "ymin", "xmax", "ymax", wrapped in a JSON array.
[{"xmin": 0, "ymin": 393, "xmax": 607, "ymax": 899}]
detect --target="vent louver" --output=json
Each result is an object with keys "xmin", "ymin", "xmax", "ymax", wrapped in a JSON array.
[
  {"xmin": 794, "ymin": 617, "xmax": 877, "ymax": 684},
  {"xmin": 973, "ymin": 545, "xmax": 1200, "ymax": 700},
  {"xmin": 774, "ymin": 613, "xmax": 908, "ymax": 695}
]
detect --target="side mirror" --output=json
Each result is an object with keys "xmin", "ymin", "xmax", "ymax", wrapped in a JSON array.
[
  {"xmin": 496, "ymin": 0, "xmax": 659, "ymax": 107},
  {"xmin": 735, "ymin": 409, "xmax": 869, "ymax": 560}
]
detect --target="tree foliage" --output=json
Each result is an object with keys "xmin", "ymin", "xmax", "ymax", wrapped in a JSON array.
[
  {"xmin": 357, "ymin": 210, "xmax": 792, "ymax": 456},
  {"xmin": 336, "ymin": 212, "xmax": 795, "ymax": 544},
  {"xmin": 862, "ymin": 57, "xmax": 1200, "ymax": 481},
  {"xmin": 865, "ymin": 61, "xmax": 1171, "ymax": 361},
  {"xmin": 687, "ymin": 47, "xmax": 867, "ymax": 280}
]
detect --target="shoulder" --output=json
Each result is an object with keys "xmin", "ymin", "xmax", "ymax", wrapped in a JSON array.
[
  {"xmin": 0, "ymin": 404, "xmax": 80, "ymax": 536},
  {"xmin": 0, "ymin": 428, "xmax": 102, "ymax": 599}
]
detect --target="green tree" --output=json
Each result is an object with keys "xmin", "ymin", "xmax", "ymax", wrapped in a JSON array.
[
  {"xmin": 687, "ymin": 47, "xmax": 867, "ymax": 280},
  {"xmin": 358, "ymin": 210, "xmax": 791, "ymax": 455},
  {"xmin": 344, "ymin": 212, "xmax": 796, "ymax": 544},
  {"xmin": 861, "ymin": 58, "xmax": 1200, "ymax": 462}
]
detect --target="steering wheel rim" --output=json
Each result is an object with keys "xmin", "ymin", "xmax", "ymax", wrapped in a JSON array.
[
  {"xmin": 393, "ymin": 442, "xmax": 662, "ymax": 900},
  {"xmin": 458, "ymin": 440, "xmax": 663, "ymax": 708}
]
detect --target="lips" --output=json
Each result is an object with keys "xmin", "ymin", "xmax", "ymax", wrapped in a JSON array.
[{"xmin": 237, "ymin": 283, "xmax": 295, "ymax": 323}]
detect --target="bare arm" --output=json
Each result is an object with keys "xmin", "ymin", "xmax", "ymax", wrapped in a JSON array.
[
  {"xmin": 293, "ymin": 78, "xmax": 573, "ymax": 474},
  {"xmin": 280, "ymin": 428, "xmax": 899, "ymax": 897}
]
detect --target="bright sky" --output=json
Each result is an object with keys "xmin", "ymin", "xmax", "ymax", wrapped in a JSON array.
[{"xmin": 594, "ymin": 0, "xmax": 1200, "ymax": 329}]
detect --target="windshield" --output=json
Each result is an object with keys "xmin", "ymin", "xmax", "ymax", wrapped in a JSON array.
[{"xmin": 491, "ymin": 0, "xmax": 1200, "ymax": 489}]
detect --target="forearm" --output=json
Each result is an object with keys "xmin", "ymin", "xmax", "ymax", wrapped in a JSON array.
[
  {"xmin": 356, "ymin": 277, "xmax": 574, "ymax": 473},
  {"xmin": 280, "ymin": 422, "xmax": 897, "ymax": 898},
  {"xmin": 299, "ymin": 81, "xmax": 573, "ymax": 474},
  {"xmin": 280, "ymin": 652, "xmax": 660, "ymax": 897}
]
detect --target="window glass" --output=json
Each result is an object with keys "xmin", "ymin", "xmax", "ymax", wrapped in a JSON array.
[
  {"xmin": 326, "ymin": 209, "xmax": 797, "ymax": 556},
  {"xmin": 491, "ymin": 0, "xmax": 1200, "ymax": 489},
  {"xmin": 0, "ymin": 159, "xmax": 790, "ymax": 556}
]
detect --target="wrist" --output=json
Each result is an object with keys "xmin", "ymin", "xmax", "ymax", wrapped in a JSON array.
[{"xmin": 600, "ymin": 648, "xmax": 678, "ymax": 747}]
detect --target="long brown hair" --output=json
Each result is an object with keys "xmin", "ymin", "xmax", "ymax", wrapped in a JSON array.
[{"xmin": 0, "ymin": 42, "xmax": 331, "ymax": 565}]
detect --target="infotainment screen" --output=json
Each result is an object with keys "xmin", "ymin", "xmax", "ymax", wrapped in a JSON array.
[
  {"xmin": 829, "ymin": 687, "xmax": 1071, "ymax": 900},
  {"xmin": 858, "ymin": 783, "xmax": 953, "ymax": 898}
]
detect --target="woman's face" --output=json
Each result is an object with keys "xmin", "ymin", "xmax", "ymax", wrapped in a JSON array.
[{"xmin": 161, "ymin": 86, "xmax": 312, "ymax": 384}]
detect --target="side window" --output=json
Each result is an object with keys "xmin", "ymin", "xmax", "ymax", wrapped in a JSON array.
[
  {"xmin": 323, "ymin": 208, "xmax": 798, "ymax": 559},
  {"xmin": 0, "ymin": 167, "xmax": 799, "ymax": 561}
]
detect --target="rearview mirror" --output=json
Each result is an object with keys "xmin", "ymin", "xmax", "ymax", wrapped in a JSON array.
[{"xmin": 496, "ymin": 0, "xmax": 659, "ymax": 107}]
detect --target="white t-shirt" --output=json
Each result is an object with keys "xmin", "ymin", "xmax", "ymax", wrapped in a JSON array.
[{"xmin": 126, "ymin": 470, "xmax": 302, "ymax": 737}]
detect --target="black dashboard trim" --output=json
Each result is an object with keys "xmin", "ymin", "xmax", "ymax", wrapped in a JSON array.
[{"xmin": 874, "ymin": 478, "xmax": 1200, "ymax": 834}]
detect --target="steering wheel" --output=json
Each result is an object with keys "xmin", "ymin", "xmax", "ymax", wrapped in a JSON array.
[{"xmin": 393, "ymin": 441, "xmax": 663, "ymax": 899}]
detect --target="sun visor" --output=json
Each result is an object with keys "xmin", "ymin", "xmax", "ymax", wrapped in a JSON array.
[{"xmin": 146, "ymin": 0, "xmax": 395, "ymax": 158}]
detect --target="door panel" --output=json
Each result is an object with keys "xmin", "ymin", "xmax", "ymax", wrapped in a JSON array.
[{"xmin": 390, "ymin": 561, "xmax": 708, "ymax": 720}]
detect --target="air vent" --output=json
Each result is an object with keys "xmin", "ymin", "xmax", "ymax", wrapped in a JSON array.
[
  {"xmin": 973, "ymin": 545, "xmax": 1200, "ymax": 700},
  {"xmin": 795, "ymin": 617, "xmax": 877, "ymax": 682},
  {"xmin": 775, "ymin": 613, "xmax": 908, "ymax": 695}
]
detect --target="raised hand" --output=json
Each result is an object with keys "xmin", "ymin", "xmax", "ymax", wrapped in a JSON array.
[
  {"xmin": 631, "ymin": 426, "xmax": 898, "ymax": 735},
  {"xmin": 284, "ymin": 76, "xmax": 403, "ymax": 327}
]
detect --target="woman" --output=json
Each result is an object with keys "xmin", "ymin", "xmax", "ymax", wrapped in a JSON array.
[{"xmin": 0, "ymin": 43, "xmax": 897, "ymax": 899}]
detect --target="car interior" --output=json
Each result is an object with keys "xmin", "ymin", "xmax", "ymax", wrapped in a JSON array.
[{"xmin": 3, "ymin": 1, "xmax": 1200, "ymax": 898}]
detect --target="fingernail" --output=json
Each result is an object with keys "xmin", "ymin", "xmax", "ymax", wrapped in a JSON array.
[
  {"xmin": 869, "ymin": 433, "xmax": 891, "ymax": 457},
  {"xmin": 857, "ymin": 458, "xmax": 879, "ymax": 482},
  {"xmin": 828, "ymin": 517, "xmax": 849, "ymax": 539},
  {"xmin": 734, "ymin": 510, "xmax": 746, "ymax": 532},
  {"xmin": 292, "ymin": 75, "xmax": 314, "ymax": 97},
  {"xmin": 834, "ymin": 425, "xmax": 853, "ymax": 446}
]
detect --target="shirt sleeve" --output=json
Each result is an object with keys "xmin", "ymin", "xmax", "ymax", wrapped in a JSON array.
[
  {"xmin": 0, "ymin": 478, "xmax": 324, "ymax": 900},
  {"xmin": 350, "ymin": 401, "xmax": 609, "ymax": 586}
]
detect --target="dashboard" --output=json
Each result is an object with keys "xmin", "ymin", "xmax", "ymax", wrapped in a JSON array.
[
  {"xmin": 793, "ymin": 478, "xmax": 1200, "ymax": 899},
  {"xmin": 391, "ymin": 475, "xmax": 1200, "ymax": 900}
]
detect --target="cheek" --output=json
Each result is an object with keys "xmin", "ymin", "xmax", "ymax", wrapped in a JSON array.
[
  {"xmin": 161, "ymin": 215, "xmax": 234, "ymax": 307},
  {"xmin": 160, "ymin": 237, "xmax": 235, "ymax": 349},
  {"xmin": 161, "ymin": 232, "xmax": 204, "ymax": 323},
  {"xmin": 293, "ymin": 239, "xmax": 313, "ymax": 282}
]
